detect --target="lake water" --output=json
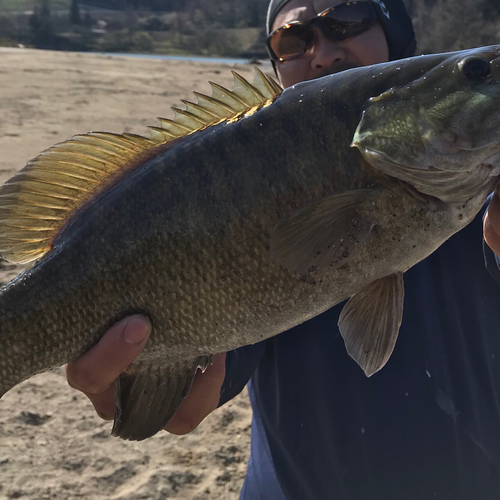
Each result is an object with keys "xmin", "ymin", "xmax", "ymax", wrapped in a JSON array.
[{"xmin": 97, "ymin": 52, "xmax": 255, "ymax": 65}]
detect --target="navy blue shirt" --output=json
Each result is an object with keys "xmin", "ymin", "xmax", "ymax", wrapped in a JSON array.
[{"xmin": 220, "ymin": 203, "xmax": 500, "ymax": 499}]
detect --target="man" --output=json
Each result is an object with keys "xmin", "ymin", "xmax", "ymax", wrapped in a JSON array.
[{"xmin": 67, "ymin": 1, "xmax": 500, "ymax": 498}]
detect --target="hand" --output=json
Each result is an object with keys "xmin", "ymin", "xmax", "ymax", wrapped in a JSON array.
[
  {"xmin": 66, "ymin": 315, "xmax": 226, "ymax": 435},
  {"xmin": 484, "ymin": 190, "xmax": 500, "ymax": 255}
]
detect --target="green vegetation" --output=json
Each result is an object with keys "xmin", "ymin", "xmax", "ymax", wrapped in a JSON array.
[
  {"xmin": 407, "ymin": 0, "xmax": 500, "ymax": 54},
  {"xmin": 0, "ymin": 0, "xmax": 499, "ymax": 57},
  {"xmin": 0, "ymin": 0, "xmax": 268, "ymax": 56},
  {"xmin": 0, "ymin": 0, "xmax": 69, "ymax": 11}
]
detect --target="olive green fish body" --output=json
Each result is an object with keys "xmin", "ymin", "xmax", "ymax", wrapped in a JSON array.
[{"xmin": 2, "ymin": 47, "xmax": 500, "ymax": 440}]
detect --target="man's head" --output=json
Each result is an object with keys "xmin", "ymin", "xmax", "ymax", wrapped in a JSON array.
[{"xmin": 266, "ymin": 0, "xmax": 416, "ymax": 88}]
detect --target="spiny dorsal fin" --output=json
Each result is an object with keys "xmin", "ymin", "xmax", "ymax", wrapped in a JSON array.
[
  {"xmin": 153, "ymin": 68, "xmax": 281, "ymax": 137},
  {"xmin": 0, "ymin": 69, "xmax": 282, "ymax": 264}
]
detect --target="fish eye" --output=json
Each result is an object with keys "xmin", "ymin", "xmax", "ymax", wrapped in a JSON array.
[{"xmin": 459, "ymin": 57, "xmax": 491, "ymax": 79}]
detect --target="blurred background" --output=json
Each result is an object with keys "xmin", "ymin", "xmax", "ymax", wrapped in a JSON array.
[
  {"xmin": 0, "ymin": 0, "xmax": 269, "ymax": 59},
  {"xmin": 0, "ymin": 0, "xmax": 499, "ymax": 60}
]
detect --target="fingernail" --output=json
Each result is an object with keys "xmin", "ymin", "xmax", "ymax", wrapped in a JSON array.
[
  {"xmin": 123, "ymin": 316, "xmax": 150, "ymax": 345},
  {"xmin": 97, "ymin": 409, "xmax": 115, "ymax": 421}
]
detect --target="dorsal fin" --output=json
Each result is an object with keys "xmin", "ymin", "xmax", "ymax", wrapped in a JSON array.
[{"xmin": 0, "ymin": 68, "xmax": 282, "ymax": 264}]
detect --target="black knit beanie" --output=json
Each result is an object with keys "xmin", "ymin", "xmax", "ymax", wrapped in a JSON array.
[{"xmin": 266, "ymin": 0, "xmax": 416, "ymax": 61}]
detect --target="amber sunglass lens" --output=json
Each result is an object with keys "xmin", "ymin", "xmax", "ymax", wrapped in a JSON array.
[
  {"xmin": 319, "ymin": 3, "xmax": 372, "ymax": 38},
  {"xmin": 270, "ymin": 24, "xmax": 312, "ymax": 61}
]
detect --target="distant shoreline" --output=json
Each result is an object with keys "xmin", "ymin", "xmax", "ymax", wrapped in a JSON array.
[
  {"xmin": 0, "ymin": 46, "xmax": 272, "ymax": 69},
  {"xmin": 94, "ymin": 51, "xmax": 260, "ymax": 65}
]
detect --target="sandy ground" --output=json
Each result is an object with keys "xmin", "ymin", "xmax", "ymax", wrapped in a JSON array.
[{"xmin": 0, "ymin": 48, "xmax": 274, "ymax": 499}]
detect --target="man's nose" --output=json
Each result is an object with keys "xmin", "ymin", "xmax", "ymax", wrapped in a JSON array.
[{"xmin": 309, "ymin": 29, "xmax": 347, "ymax": 71}]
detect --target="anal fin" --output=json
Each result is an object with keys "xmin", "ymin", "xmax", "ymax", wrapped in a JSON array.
[
  {"xmin": 338, "ymin": 272, "xmax": 404, "ymax": 377},
  {"xmin": 112, "ymin": 355, "xmax": 212, "ymax": 441}
]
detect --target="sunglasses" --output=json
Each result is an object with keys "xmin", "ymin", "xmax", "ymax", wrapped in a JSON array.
[{"xmin": 266, "ymin": 1, "xmax": 378, "ymax": 62}]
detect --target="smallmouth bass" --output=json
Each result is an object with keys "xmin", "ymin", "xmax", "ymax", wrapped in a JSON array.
[{"xmin": 1, "ymin": 47, "xmax": 500, "ymax": 441}]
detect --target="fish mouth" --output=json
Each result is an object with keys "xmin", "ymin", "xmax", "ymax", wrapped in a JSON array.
[{"xmin": 352, "ymin": 46, "xmax": 500, "ymax": 203}]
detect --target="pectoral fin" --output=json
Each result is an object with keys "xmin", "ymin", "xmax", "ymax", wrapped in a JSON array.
[
  {"xmin": 112, "ymin": 355, "xmax": 212, "ymax": 441},
  {"xmin": 338, "ymin": 272, "xmax": 404, "ymax": 377},
  {"xmin": 270, "ymin": 189, "xmax": 377, "ymax": 274}
]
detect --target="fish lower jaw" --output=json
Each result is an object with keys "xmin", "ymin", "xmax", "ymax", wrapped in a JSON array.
[
  {"xmin": 481, "ymin": 151, "xmax": 500, "ymax": 173},
  {"xmin": 397, "ymin": 158, "xmax": 500, "ymax": 206},
  {"xmin": 447, "ymin": 174, "xmax": 500, "ymax": 228}
]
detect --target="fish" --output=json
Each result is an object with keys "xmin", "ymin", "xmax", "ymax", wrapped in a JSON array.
[{"xmin": 1, "ymin": 46, "xmax": 500, "ymax": 441}]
